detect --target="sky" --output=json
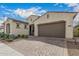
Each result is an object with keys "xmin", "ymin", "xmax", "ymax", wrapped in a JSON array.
[{"xmin": 0, "ymin": 3, "xmax": 79, "ymax": 25}]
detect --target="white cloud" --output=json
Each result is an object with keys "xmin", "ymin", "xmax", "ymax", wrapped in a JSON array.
[
  {"xmin": 66, "ymin": 3, "xmax": 79, "ymax": 12},
  {"xmin": 59, "ymin": 5, "xmax": 63, "ymax": 7},
  {"xmin": 0, "ymin": 5, "xmax": 14, "ymax": 12},
  {"xmin": 0, "ymin": 5, "xmax": 6, "ymax": 8},
  {"xmin": 74, "ymin": 6, "xmax": 79, "ymax": 12},
  {"xmin": 0, "ymin": 5, "xmax": 47, "ymax": 19},
  {"xmin": 67, "ymin": 4, "xmax": 79, "ymax": 26},
  {"xmin": 14, "ymin": 7, "xmax": 47, "ymax": 18},
  {"xmin": 0, "ymin": 17, "xmax": 5, "ymax": 24},
  {"xmin": 35, "ymin": 9, "xmax": 47, "ymax": 16},
  {"xmin": 14, "ymin": 8, "xmax": 33, "ymax": 18},
  {"xmin": 0, "ymin": 17, "xmax": 4, "ymax": 20},
  {"xmin": 54, "ymin": 3, "xmax": 60, "ymax": 6},
  {"xmin": 66, "ymin": 3, "xmax": 79, "ymax": 26},
  {"xmin": 67, "ymin": 3, "xmax": 79, "ymax": 7},
  {"xmin": 54, "ymin": 3, "xmax": 63, "ymax": 8}
]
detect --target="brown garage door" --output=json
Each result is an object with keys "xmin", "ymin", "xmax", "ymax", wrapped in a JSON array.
[{"xmin": 38, "ymin": 21, "xmax": 65, "ymax": 38}]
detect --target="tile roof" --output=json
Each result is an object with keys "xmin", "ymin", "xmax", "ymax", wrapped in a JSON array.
[{"xmin": 7, "ymin": 17, "xmax": 28, "ymax": 24}]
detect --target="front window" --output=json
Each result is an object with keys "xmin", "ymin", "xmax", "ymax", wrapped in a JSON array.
[
  {"xmin": 24, "ymin": 25, "xmax": 27, "ymax": 29},
  {"xmin": 47, "ymin": 14, "xmax": 49, "ymax": 19},
  {"xmin": 16, "ymin": 23, "xmax": 20, "ymax": 28},
  {"xmin": 31, "ymin": 19, "xmax": 32, "ymax": 21}
]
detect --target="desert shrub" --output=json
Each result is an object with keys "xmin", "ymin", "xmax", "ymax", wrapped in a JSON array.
[
  {"xmin": 4, "ymin": 34, "xmax": 16, "ymax": 42},
  {"xmin": 20, "ymin": 35, "xmax": 28, "ymax": 38},
  {"xmin": 0, "ymin": 33, "xmax": 16, "ymax": 42},
  {"xmin": 17, "ymin": 34, "xmax": 21, "ymax": 38},
  {"xmin": 17, "ymin": 34, "xmax": 28, "ymax": 38},
  {"xmin": 24, "ymin": 35, "xmax": 28, "ymax": 38},
  {"xmin": 0, "ymin": 32, "xmax": 10, "ymax": 39},
  {"xmin": 9, "ymin": 34, "xmax": 16, "ymax": 39},
  {"xmin": 0, "ymin": 32, "xmax": 5, "ymax": 38},
  {"xmin": 74, "ymin": 27, "xmax": 79, "ymax": 37},
  {"xmin": 21, "ymin": 35, "xmax": 25, "ymax": 38},
  {"xmin": 4, "ymin": 34, "xmax": 9, "ymax": 39}
]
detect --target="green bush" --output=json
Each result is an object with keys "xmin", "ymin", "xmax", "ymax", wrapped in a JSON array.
[
  {"xmin": 17, "ymin": 34, "xmax": 21, "ymax": 38},
  {"xmin": 0, "ymin": 33, "xmax": 16, "ymax": 42},
  {"xmin": 0, "ymin": 32, "xmax": 28, "ymax": 42},
  {"xmin": 0, "ymin": 32, "xmax": 5, "ymax": 38},
  {"xmin": 21, "ymin": 35, "xmax": 25, "ymax": 38},
  {"xmin": 74, "ymin": 27, "xmax": 79, "ymax": 37},
  {"xmin": 24, "ymin": 35, "xmax": 28, "ymax": 38},
  {"xmin": 9, "ymin": 34, "xmax": 16, "ymax": 39},
  {"xmin": 3, "ymin": 34, "xmax": 10, "ymax": 39},
  {"xmin": 21, "ymin": 35, "xmax": 28, "ymax": 38},
  {"xmin": 5, "ymin": 34, "xmax": 16, "ymax": 42}
]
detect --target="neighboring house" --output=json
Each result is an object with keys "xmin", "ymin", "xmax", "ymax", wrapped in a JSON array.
[
  {"xmin": 4, "ymin": 17, "xmax": 28, "ymax": 36},
  {"xmin": 27, "ymin": 12, "xmax": 77, "ymax": 39}
]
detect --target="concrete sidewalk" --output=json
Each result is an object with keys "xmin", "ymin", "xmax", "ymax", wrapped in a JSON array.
[{"xmin": 0, "ymin": 42, "xmax": 23, "ymax": 56}]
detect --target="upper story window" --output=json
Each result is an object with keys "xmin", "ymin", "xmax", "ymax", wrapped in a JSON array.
[
  {"xmin": 16, "ymin": 23, "xmax": 20, "ymax": 28},
  {"xmin": 30, "ymin": 19, "xmax": 32, "ymax": 21},
  {"xmin": 24, "ymin": 25, "xmax": 27, "ymax": 29},
  {"xmin": 47, "ymin": 14, "xmax": 49, "ymax": 19}
]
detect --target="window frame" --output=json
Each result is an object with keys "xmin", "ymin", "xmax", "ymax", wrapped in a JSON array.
[
  {"xmin": 24, "ymin": 24, "xmax": 27, "ymax": 29},
  {"xmin": 47, "ymin": 14, "xmax": 49, "ymax": 19},
  {"xmin": 16, "ymin": 23, "xmax": 20, "ymax": 29}
]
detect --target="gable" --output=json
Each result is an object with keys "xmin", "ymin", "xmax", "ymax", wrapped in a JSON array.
[
  {"xmin": 34, "ymin": 12, "xmax": 77, "ymax": 24},
  {"xmin": 27, "ymin": 15, "xmax": 40, "ymax": 24}
]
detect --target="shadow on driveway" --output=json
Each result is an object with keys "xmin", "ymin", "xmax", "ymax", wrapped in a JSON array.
[{"xmin": 26, "ymin": 36, "xmax": 67, "ymax": 48}]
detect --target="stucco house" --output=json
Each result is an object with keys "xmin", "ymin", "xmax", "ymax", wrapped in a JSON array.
[
  {"xmin": 3, "ymin": 17, "xmax": 28, "ymax": 36},
  {"xmin": 27, "ymin": 12, "xmax": 77, "ymax": 39}
]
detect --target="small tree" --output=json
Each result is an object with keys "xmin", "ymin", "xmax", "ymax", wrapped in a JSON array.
[
  {"xmin": 74, "ymin": 23, "xmax": 79, "ymax": 37},
  {"xmin": 78, "ymin": 28, "xmax": 79, "ymax": 37}
]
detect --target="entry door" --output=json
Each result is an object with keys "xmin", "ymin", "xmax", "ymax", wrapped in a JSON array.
[{"xmin": 29, "ymin": 24, "xmax": 34, "ymax": 35}]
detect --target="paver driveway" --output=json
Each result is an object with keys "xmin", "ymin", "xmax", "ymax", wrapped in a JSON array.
[
  {"xmin": 67, "ymin": 37, "xmax": 79, "ymax": 56},
  {"xmin": 5, "ymin": 36, "xmax": 68, "ymax": 56}
]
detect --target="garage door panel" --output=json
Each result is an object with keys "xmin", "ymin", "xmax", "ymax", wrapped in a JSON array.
[{"xmin": 38, "ymin": 22, "xmax": 65, "ymax": 38}]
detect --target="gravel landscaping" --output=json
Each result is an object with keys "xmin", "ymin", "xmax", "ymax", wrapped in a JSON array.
[{"xmin": 67, "ymin": 38, "xmax": 79, "ymax": 56}]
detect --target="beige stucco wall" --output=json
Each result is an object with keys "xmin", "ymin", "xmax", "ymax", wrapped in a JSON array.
[
  {"xmin": 28, "ymin": 15, "xmax": 39, "ymax": 24},
  {"xmin": 27, "ymin": 15, "xmax": 39, "ymax": 35},
  {"xmin": 4, "ymin": 19, "xmax": 28, "ymax": 36},
  {"xmin": 33, "ymin": 12, "xmax": 76, "ymax": 39}
]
